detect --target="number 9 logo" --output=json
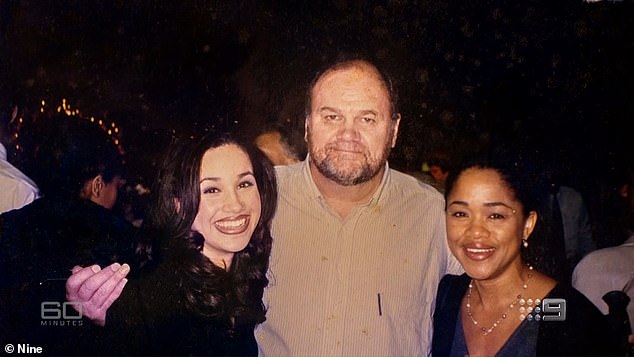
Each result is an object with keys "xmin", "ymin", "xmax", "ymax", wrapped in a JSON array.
[{"xmin": 542, "ymin": 298, "xmax": 566, "ymax": 321}]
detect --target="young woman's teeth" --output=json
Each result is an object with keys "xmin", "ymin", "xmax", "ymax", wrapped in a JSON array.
[{"xmin": 216, "ymin": 218, "xmax": 246, "ymax": 228}]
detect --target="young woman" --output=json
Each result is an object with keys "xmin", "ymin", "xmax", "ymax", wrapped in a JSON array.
[
  {"xmin": 95, "ymin": 131, "xmax": 277, "ymax": 356},
  {"xmin": 432, "ymin": 156, "xmax": 617, "ymax": 356}
]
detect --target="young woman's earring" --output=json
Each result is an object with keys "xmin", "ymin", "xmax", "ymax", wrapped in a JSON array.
[{"xmin": 522, "ymin": 239, "xmax": 529, "ymax": 248}]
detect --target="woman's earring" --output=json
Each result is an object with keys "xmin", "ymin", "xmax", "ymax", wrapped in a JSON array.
[{"xmin": 522, "ymin": 239, "xmax": 529, "ymax": 248}]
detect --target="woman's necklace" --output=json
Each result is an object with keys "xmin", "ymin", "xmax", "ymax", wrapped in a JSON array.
[{"xmin": 465, "ymin": 265, "xmax": 534, "ymax": 336}]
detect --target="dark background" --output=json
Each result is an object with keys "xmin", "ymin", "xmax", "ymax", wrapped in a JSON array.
[{"xmin": 1, "ymin": 0, "xmax": 632, "ymax": 196}]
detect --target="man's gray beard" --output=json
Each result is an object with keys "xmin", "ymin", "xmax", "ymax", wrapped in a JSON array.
[
  {"xmin": 309, "ymin": 145, "xmax": 391, "ymax": 186},
  {"xmin": 312, "ymin": 156, "xmax": 376, "ymax": 186}
]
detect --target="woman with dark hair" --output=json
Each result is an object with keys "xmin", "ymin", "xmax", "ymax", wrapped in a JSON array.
[
  {"xmin": 431, "ymin": 155, "xmax": 617, "ymax": 356},
  {"xmin": 96, "ymin": 131, "xmax": 277, "ymax": 356}
]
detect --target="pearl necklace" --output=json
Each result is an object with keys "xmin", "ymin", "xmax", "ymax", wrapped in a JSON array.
[{"xmin": 465, "ymin": 265, "xmax": 534, "ymax": 336}]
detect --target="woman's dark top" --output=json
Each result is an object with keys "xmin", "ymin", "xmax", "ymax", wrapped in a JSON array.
[
  {"xmin": 449, "ymin": 307, "xmax": 539, "ymax": 356},
  {"xmin": 100, "ymin": 241, "xmax": 259, "ymax": 356},
  {"xmin": 432, "ymin": 273, "xmax": 620, "ymax": 356}
]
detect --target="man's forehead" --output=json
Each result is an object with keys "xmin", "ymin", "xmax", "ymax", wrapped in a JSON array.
[
  {"xmin": 311, "ymin": 65, "xmax": 389, "ymax": 103},
  {"xmin": 316, "ymin": 63, "xmax": 383, "ymax": 87}
]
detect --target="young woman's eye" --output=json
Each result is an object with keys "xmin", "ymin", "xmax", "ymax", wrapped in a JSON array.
[
  {"xmin": 238, "ymin": 180, "xmax": 255, "ymax": 189},
  {"xmin": 203, "ymin": 187, "xmax": 220, "ymax": 194}
]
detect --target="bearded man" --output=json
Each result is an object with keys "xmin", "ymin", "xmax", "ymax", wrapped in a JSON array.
[{"xmin": 256, "ymin": 58, "xmax": 461, "ymax": 356}]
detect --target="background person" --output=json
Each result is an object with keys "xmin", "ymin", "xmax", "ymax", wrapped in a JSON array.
[
  {"xmin": 0, "ymin": 105, "xmax": 38, "ymax": 213},
  {"xmin": 572, "ymin": 160, "xmax": 634, "ymax": 354},
  {"xmin": 427, "ymin": 150, "xmax": 452, "ymax": 193},
  {"xmin": 0, "ymin": 116, "xmax": 135, "ymax": 353},
  {"xmin": 254, "ymin": 123, "xmax": 306, "ymax": 166},
  {"xmin": 540, "ymin": 157, "xmax": 595, "ymax": 283}
]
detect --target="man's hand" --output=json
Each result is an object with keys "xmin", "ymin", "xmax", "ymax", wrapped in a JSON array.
[{"xmin": 65, "ymin": 263, "xmax": 130, "ymax": 326}]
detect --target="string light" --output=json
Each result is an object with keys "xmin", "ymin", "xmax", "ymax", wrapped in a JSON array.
[
  {"xmin": 9, "ymin": 98, "xmax": 125, "ymax": 157},
  {"xmin": 34, "ymin": 98, "xmax": 125, "ymax": 155}
]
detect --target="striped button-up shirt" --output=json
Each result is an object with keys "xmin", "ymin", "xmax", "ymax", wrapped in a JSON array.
[{"xmin": 256, "ymin": 159, "xmax": 462, "ymax": 356}]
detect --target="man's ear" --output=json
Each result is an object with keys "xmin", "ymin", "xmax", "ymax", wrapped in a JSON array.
[
  {"xmin": 80, "ymin": 175, "xmax": 102, "ymax": 200},
  {"xmin": 390, "ymin": 113, "xmax": 401, "ymax": 148},
  {"xmin": 304, "ymin": 115, "xmax": 310, "ymax": 143},
  {"xmin": 91, "ymin": 175, "xmax": 104, "ymax": 198}
]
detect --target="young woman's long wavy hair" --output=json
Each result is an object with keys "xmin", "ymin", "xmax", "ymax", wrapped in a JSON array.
[{"xmin": 136, "ymin": 131, "xmax": 277, "ymax": 332}]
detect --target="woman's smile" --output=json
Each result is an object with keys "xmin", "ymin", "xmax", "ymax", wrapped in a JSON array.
[{"xmin": 214, "ymin": 215, "xmax": 251, "ymax": 234}]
